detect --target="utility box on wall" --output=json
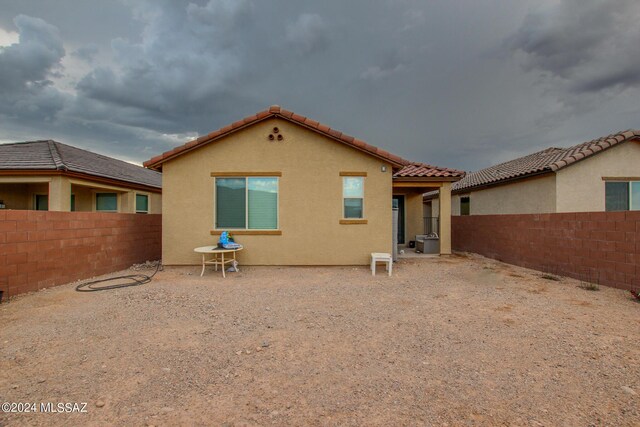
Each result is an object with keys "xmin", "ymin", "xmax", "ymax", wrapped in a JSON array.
[{"xmin": 416, "ymin": 234, "xmax": 439, "ymax": 254}]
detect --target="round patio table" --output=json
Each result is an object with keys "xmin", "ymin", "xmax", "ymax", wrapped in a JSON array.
[{"xmin": 193, "ymin": 245, "xmax": 243, "ymax": 278}]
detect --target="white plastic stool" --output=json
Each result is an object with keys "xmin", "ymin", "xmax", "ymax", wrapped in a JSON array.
[{"xmin": 371, "ymin": 252, "xmax": 392, "ymax": 276}]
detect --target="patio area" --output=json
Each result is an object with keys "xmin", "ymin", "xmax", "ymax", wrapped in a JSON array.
[{"xmin": 1, "ymin": 254, "xmax": 639, "ymax": 426}]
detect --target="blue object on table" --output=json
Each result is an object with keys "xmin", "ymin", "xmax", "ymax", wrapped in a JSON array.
[{"xmin": 219, "ymin": 231, "xmax": 229, "ymax": 245}]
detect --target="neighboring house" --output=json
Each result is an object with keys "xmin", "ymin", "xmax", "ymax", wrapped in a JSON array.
[
  {"xmin": 425, "ymin": 129, "xmax": 640, "ymax": 216},
  {"xmin": 0, "ymin": 140, "xmax": 162, "ymax": 213},
  {"xmin": 144, "ymin": 105, "xmax": 464, "ymax": 265}
]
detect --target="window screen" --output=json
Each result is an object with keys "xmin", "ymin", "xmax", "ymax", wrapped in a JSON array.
[
  {"xmin": 136, "ymin": 194, "xmax": 149, "ymax": 213},
  {"xmin": 631, "ymin": 182, "xmax": 640, "ymax": 211},
  {"xmin": 216, "ymin": 178, "xmax": 246, "ymax": 228},
  {"xmin": 248, "ymin": 178, "xmax": 278, "ymax": 229},
  {"xmin": 96, "ymin": 193, "xmax": 117, "ymax": 211},
  {"xmin": 605, "ymin": 182, "xmax": 629, "ymax": 211}
]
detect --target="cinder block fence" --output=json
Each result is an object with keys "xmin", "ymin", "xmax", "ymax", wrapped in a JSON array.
[
  {"xmin": 0, "ymin": 210, "xmax": 161, "ymax": 299},
  {"xmin": 452, "ymin": 211, "xmax": 640, "ymax": 291}
]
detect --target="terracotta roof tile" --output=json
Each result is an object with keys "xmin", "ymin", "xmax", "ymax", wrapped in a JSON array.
[
  {"xmin": 453, "ymin": 129, "xmax": 640, "ymax": 192},
  {"xmin": 303, "ymin": 118, "xmax": 319, "ymax": 127},
  {"xmin": 143, "ymin": 105, "xmax": 461, "ymax": 180},
  {"xmin": 393, "ymin": 163, "xmax": 465, "ymax": 178}
]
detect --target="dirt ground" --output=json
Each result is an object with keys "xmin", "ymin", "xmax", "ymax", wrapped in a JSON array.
[{"xmin": 1, "ymin": 254, "xmax": 639, "ymax": 426}]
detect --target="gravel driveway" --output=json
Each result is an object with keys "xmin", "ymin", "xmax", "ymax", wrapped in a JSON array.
[{"xmin": 1, "ymin": 254, "xmax": 639, "ymax": 426}]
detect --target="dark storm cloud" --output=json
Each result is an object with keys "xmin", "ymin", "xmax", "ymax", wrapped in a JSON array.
[
  {"xmin": 285, "ymin": 13, "xmax": 330, "ymax": 55},
  {"xmin": 509, "ymin": 0, "xmax": 640, "ymax": 94},
  {"xmin": 0, "ymin": 0, "xmax": 639, "ymax": 171},
  {"xmin": 75, "ymin": 0, "xmax": 255, "ymax": 132},
  {"xmin": 0, "ymin": 15, "xmax": 67, "ymax": 120}
]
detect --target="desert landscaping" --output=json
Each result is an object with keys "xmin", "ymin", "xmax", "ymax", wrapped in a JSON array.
[{"xmin": 1, "ymin": 254, "xmax": 639, "ymax": 426}]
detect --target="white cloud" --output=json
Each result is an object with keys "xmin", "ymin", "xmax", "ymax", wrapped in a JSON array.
[{"xmin": 0, "ymin": 26, "xmax": 19, "ymax": 46}]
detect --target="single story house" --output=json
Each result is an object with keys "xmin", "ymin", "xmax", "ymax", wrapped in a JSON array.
[
  {"xmin": 144, "ymin": 105, "xmax": 464, "ymax": 265},
  {"xmin": 425, "ymin": 129, "xmax": 640, "ymax": 216},
  {"xmin": 0, "ymin": 140, "xmax": 162, "ymax": 213}
]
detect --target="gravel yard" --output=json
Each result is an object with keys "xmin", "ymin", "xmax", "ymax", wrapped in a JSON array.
[{"xmin": 1, "ymin": 254, "xmax": 639, "ymax": 426}]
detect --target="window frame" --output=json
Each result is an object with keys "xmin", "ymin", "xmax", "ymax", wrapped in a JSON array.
[
  {"xmin": 342, "ymin": 176, "xmax": 365, "ymax": 219},
  {"xmin": 135, "ymin": 193, "xmax": 149, "ymax": 214},
  {"xmin": 95, "ymin": 192, "xmax": 118, "ymax": 212},
  {"xmin": 605, "ymin": 180, "xmax": 639, "ymax": 211},
  {"xmin": 213, "ymin": 176, "xmax": 280, "ymax": 231}
]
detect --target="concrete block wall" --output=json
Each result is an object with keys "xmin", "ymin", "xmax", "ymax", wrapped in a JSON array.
[
  {"xmin": 0, "ymin": 210, "xmax": 161, "ymax": 299},
  {"xmin": 452, "ymin": 211, "xmax": 640, "ymax": 291}
]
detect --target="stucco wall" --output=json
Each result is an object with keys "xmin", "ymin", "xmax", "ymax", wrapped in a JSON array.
[
  {"xmin": 393, "ymin": 189, "xmax": 424, "ymax": 244},
  {"xmin": 451, "ymin": 194, "xmax": 461, "ymax": 216},
  {"xmin": 455, "ymin": 174, "xmax": 556, "ymax": 215},
  {"xmin": 556, "ymin": 140, "xmax": 640, "ymax": 212},
  {"xmin": 0, "ymin": 183, "xmax": 49, "ymax": 210},
  {"xmin": 162, "ymin": 117, "xmax": 393, "ymax": 265}
]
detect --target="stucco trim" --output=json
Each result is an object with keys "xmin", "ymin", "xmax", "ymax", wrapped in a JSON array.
[
  {"xmin": 210, "ymin": 172, "xmax": 282, "ymax": 177},
  {"xmin": 339, "ymin": 172, "xmax": 368, "ymax": 176},
  {"xmin": 339, "ymin": 219, "xmax": 368, "ymax": 225},
  {"xmin": 210, "ymin": 230, "xmax": 282, "ymax": 235},
  {"xmin": 601, "ymin": 176, "xmax": 640, "ymax": 181}
]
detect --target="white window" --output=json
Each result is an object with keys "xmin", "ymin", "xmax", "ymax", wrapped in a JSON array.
[{"xmin": 343, "ymin": 177, "xmax": 364, "ymax": 219}]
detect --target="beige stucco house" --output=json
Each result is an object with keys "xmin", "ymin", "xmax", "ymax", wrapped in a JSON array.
[
  {"xmin": 0, "ymin": 140, "xmax": 162, "ymax": 213},
  {"xmin": 425, "ymin": 129, "xmax": 640, "ymax": 216},
  {"xmin": 144, "ymin": 105, "xmax": 464, "ymax": 266}
]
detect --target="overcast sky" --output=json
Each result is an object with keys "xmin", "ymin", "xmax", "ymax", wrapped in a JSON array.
[{"xmin": 1, "ymin": 0, "xmax": 639, "ymax": 171}]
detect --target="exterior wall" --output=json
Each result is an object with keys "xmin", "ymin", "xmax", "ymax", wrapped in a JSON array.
[
  {"xmin": 451, "ymin": 194, "xmax": 461, "ymax": 216},
  {"xmin": 439, "ymin": 182, "xmax": 452, "ymax": 254},
  {"xmin": 452, "ymin": 212, "xmax": 640, "ymax": 291},
  {"xmin": 556, "ymin": 140, "xmax": 640, "ymax": 212},
  {"xmin": 71, "ymin": 185, "xmax": 94, "ymax": 212},
  {"xmin": 149, "ymin": 192, "xmax": 162, "ymax": 214},
  {"xmin": 432, "ymin": 197, "xmax": 440, "ymax": 218},
  {"xmin": 393, "ymin": 189, "xmax": 425, "ymax": 244},
  {"xmin": 453, "ymin": 174, "xmax": 556, "ymax": 215},
  {"xmin": 1, "ymin": 175, "xmax": 161, "ymax": 213},
  {"xmin": 162, "ymin": 117, "xmax": 394, "ymax": 265},
  {"xmin": 0, "ymin": 183, "xmax": 48, "ymax": 210},
  {"xmin": 0, "ymin": 210, "xmax": 161, "ymax": 298}
]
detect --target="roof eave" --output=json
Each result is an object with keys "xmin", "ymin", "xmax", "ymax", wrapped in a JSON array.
[
  {"xmin": 143, "ymin": 111, "xmax": 409, "ymax": 170},
  {"xmin": 452, "ymin": 169, "xmax": 553, "ymax": 194},
  {"xmin": 393, "ymin": 176, "xmax": 462, "ymax": 182},
  {"xmin": 0, "ymin": 169, "xmax": 162, "ymax": 193}
]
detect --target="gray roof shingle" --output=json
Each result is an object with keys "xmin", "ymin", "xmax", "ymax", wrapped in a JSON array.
[
  {"xmin": 0, "ymin": 140, "xmax": 162, "ymax": 189},
  {"xmin": 453, "ymin": 129, "xmax": 640, "ymax": 192}
]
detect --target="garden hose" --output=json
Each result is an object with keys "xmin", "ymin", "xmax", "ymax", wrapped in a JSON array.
[{"xmin": 75, "ymin": 261, "xmax": 162, "ymax": 292}]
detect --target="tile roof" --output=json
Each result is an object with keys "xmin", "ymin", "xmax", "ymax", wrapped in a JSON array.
[
  {"xmin": 144, "ymin": 105, "xmax": 464, "ymax": 179},
  {"xmin": 0, "ymin": 140, "xmax": 162, "ymax": 189},
  {"xmin": 453, "ymin": 129, "xmax": 640, "ymax": 192},
  {"xmin": 393, "ymin": 163, "xmax": 464, "ymax": 179}
]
